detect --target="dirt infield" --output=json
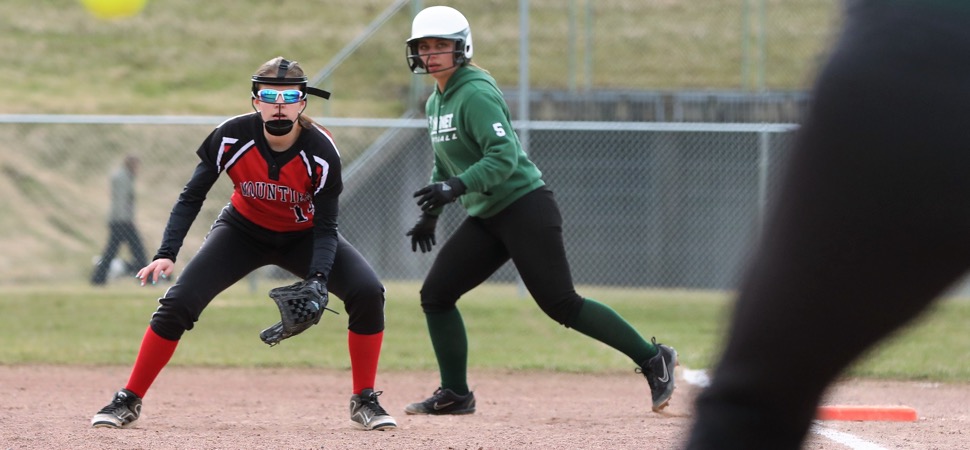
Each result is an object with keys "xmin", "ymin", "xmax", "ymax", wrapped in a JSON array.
[{"xmin": 1, "ymin": 365, "xmax": 967, "ymax": 449}]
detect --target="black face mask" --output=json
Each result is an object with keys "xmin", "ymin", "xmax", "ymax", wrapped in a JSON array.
[
  {"xmin": 264, "ymin": 118, "xmax": 295, "ymax": 136},
  {"xmin": 260, "ymin": 101, "xmax": 302, "ymax": 136}
]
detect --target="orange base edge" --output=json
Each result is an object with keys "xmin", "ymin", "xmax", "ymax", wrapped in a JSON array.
[{"xmin": 816, "ymin": 405, "xmax": 917, "ymax": 422}]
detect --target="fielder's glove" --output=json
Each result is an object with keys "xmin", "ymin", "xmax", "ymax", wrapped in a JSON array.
[
  {"xmin": 414, "ymin": 177, "xmax": 466, "ymax": 212},
  {"xmin": 406, "ymin": 212, "xmax": 439, "ymax": 253},
  {"xmin": 260, "ymin": 277, "xmax": 337, "ymax": 346}
]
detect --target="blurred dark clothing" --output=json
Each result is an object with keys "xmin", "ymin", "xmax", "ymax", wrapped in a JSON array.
[{"xmin": 92, "ymin": 157, "xmax": 148, "ymax": 285}]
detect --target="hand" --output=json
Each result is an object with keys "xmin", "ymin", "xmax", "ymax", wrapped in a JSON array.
[
  {"xmin": 414, "ymin": 177, "xmax": 466, "ymax": 212},
  {"xmin": 305, "ymin": 276, "xmax": 328, "ymax": 298},
  {"xmin": 136, "ymin": 258, "xmax": 174, "ymax": 286},
  {"xmin": 302, "ymin": 276, "xmax": 332, "ymax": 316},
  {"xmin": 405, "ymin": 213, "xmax": 439, "ymax": 253}
]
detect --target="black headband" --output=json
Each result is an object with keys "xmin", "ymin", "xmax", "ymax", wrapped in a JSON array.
[{"xmin": 277, "ymin": 59, "xmax": 290, "ymax": 78}]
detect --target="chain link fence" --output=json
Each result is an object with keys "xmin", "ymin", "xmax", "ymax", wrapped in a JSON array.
[{"xmin": 0, "ymin": 117, "xmax": 799, "ymax": 290}]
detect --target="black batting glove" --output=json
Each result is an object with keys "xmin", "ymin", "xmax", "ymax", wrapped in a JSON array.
[
  {"xmin": 405, "ymin": 212, "xmax": 438, "ymax": 253},
  {"xmin": 414, "ymin": 177, "xmax": 466, "ymax": 212}
]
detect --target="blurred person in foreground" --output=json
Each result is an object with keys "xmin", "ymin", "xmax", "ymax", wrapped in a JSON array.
[
  {"xmin": 91, "ymin": 154, "xmax": 148, "ymax": 285},
  {"xmin": 686, "ymin": 1, "xmax": 970, "ymax": 448},
  {"xmin": 90, "ymin": 56, "xmax": 397, "ymax": 432},
  {"xmin": 401, "ymin": 5, "xmax": 678, "ymax": 416}
]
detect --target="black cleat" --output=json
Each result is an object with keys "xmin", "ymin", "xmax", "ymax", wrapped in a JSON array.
[
  {"xmin": 350, "ymin": 389, "xmax": 397, "ymax": 430},
  {"xmin": 404, "ymin": 387, "xmax": 476, "ymax": 415},
  {"xmin": 91, "ymin": 389, "xmax": 142, "ymax": 428},
  {"xmin": 637, "ymin": 337, "xmax": 679, "ymax": 412}
]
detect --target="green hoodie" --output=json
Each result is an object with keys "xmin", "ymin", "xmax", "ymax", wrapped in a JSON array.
[{"xmin": 425, "ymin": 65, "xmax": 545, "ymax": 218}]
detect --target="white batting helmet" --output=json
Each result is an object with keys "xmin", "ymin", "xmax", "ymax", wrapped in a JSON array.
[{"xmin": 406, "ymin": 6, "xmax": 474, "ymax": 74}]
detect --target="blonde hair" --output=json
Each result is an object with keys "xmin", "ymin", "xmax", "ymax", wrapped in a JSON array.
[
  {"xmin": 467, "ymin": 61, "xmax": 489, "ymax": 73},
  {"xmin": 254, "ymin": 56, "xmax": 305, "ymax": 79}
]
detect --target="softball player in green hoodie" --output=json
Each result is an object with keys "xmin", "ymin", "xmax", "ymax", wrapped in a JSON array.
[{"xmin": 402, "ymin": 6, "xmax": 678, "ymax": 416}]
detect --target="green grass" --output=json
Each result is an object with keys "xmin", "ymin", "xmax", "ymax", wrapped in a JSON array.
[{"xmin": 4, "ymin": 282, "xmax": 968, "ymax": 381}]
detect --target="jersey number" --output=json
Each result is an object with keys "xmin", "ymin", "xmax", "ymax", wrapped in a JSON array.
[
  {"xmin": 492, "ymin": 123, "xmax": 507, "ymax": 137},
  {"xmin": 291, "ymin": 205, "xmax": 309, "ymax": 223}
]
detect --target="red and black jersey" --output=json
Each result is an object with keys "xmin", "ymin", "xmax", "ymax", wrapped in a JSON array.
[
  {"xmin": 198, "ymin": 113, "xmax": 342, "ymax": 232},
  {"xmin": 154, "ymin": 113, "xmax": 342, "ymax": 279}
]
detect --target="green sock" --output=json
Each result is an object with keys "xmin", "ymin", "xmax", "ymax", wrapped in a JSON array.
[
  {"xmin": 569, "ymin": 298, "xmax": 658, "ymax": 364},
  {"xmin": 425, "ymin": 307, "xmax": 470, "ymax": 395}
]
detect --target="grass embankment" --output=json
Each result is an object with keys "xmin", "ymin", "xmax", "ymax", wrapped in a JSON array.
[{"xmin": 5, "ymin": 0, "xmax": 839, "ymax": 116}]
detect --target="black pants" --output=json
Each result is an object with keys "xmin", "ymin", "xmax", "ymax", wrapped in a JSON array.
[
  {"xmin": 687, "ymin": 2, "xmax": 970, "ymax": 449},
  {"xmin": 420, "ymin": 187, "xmax": 584, "ymax": 326},
  {"xmin": 149, "ymin": 211, "xmax": 386, "ymax": 340},
  {"xmin": 91, "ymin": 221, "xmax": 148, "ymax": 285}
]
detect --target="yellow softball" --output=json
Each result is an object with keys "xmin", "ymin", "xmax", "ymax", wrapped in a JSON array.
[{"xmin": 79, "ymin": 0, "xmax": 147, "ymax": 20}]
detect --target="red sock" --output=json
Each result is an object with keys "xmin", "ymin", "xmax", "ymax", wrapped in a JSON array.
[
  {"xmin": 348, "ymin": 330, "xmax": 383, "ymax": 394},
  {"xmin": 124, "ymin": 326, "xmax": 178, "ymax": 398}
]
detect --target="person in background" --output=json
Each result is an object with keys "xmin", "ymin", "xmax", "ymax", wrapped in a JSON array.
[
  {"xmin": 686, "ymin": 1, "xmax": 970, "ymax": 448},
  {"xmin": 90, "ymin": 56, "xmax": 397, "ymax": 432},
  {"xmin": 91, "ymin": 154, "xmax": 148, "ymax": 285},
  {"xmin": 401, "ymin": 5, "xmax": 678, "ymax": 416}
]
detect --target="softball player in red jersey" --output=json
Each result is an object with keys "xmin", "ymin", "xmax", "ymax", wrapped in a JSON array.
[{"xmin": 90, "ymin": 57, "xmax": 396, "ymax": 431}]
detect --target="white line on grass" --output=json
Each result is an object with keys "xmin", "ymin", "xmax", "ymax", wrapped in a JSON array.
[{"xmin": 681, "ymin": 368, "xmax": 888, "ymax": 450}]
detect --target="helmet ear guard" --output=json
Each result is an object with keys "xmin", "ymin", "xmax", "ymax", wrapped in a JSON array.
[{"xmin": 251, "ymin": 58, "xmax": 331, "ymax": 100}]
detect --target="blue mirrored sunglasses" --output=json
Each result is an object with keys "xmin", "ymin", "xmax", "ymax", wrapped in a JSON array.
[{"xmin": 254, "ymin": 89, "xmax": 306, "ymax": 104}]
